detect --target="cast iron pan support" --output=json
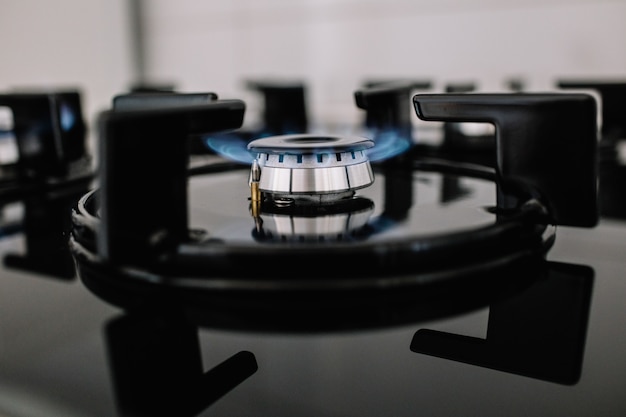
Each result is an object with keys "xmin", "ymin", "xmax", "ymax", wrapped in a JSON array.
[
  {"xmin": 413, "ymin": 94, "xmax": 598, "ymax": 227},
  {"xmin": 354, "ymin": 80, "xmax": 430, "ymax": 133},
  {"xmin": 557, "ymin": 80, "xmax": 626, "ymax": 141},
  {"xmin": 556, "ymin": 81, "xmax": 626, "ymax": 219},
  {"xmin": 0, "ymin": 90, "xmax": 87, "ymax": 179},
  {"xmin": 245, "ymin": 80, "xmax": 308, "ymax": 135},
  {"xmin": 354, "ymin": 82, "xmax": 427, "ymax": 220},
  {"xmin": 111, "ymin": 91, "xmax": 218, "ymax": 111},
  {"xmin": 96, "ymin": 96, "xmax": 246, "ymax": 265}
]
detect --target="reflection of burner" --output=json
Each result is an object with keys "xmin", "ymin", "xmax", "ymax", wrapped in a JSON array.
[
  {"xmin": 252, "ymin": 196, "xmax": 375, "ymax": 242},
  {"xmin": 247, "ymin": 134, "xmax": 375, "ymax": 205}
]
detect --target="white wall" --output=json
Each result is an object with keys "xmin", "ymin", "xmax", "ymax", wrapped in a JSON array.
[
  {"xmin": 1, "ymin": 0, "xmax": 624, "ymax": 132},
  {"xmin": 0, "ymin": 0, "xmax": 134, "ymax": 146},
  {"xmin": 141, "ymin": 0, "xmax": 626, "ymax": 127}
]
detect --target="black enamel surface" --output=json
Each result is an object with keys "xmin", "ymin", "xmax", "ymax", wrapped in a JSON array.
[{"xmin": 1, "ymin": 90, "xmax": 625, "ymax": 417}]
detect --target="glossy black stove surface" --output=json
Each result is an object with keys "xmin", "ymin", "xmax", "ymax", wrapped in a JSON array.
[
  {"xmin": 1, "ymin": 157, "xmax": 626, "ymax": 417},
  {"xmin": 186, "ymin": 167, "xmax": 496, "ymax": 244}
]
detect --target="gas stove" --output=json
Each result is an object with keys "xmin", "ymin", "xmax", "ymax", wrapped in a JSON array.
[{"xmin": 0, "ymin": 81, "xmax": 625, "ymax": 417}]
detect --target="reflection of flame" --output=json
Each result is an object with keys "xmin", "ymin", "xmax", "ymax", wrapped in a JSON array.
[
  {"xmin": 366, "ymin": 128, "xmax": 412, "ymax": 162},
  {"xmin": 60, "ymin": 102, "xmax": 76, "ymax": 132}
]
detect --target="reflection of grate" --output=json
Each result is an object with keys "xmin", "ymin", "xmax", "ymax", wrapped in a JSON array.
[
  {"xmin": 617, "ymin": 140, "xmax": 626, "ymax": 165},
  {"xmin": 0, "ymin": 106, "xmax": 14, "ymax": 130},
  {"xmin": 0, "ymin": 107, "xmax": 18, "ymax": 165},
  {"xmin": 0, "ymin": 133, "xmax": 19, "ymax": 165},
  {"xmin": 248, "ymin": 134, "xmax": 375, "ymax": 204}
]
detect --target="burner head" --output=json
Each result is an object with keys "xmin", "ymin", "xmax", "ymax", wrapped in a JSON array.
[{"xmin": 247, "ymin": 134, "xmax": 375, "ymax": 204}]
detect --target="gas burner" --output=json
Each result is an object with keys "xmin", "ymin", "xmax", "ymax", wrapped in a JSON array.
[
  {"xmin": 247, "ymin": 134, "xmax": 374, "ymax": 205},
  {"xmin": 69, "ymin": 91, "xmax": 598, "ymax": 299}
]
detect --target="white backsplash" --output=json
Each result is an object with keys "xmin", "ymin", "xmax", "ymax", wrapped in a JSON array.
[
  {"xmin": 1, "ymin": 0, "xmax": 624, "ymax": 131},
  {"xmin": 142, "ymin": 0, "xmax": 626, "ymax": 127}
]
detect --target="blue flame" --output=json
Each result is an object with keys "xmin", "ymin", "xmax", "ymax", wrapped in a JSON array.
[
  {"xmin": 203, "ymin": 128, "xmax": 412, "ymax": 164},
  {"xmin": 366, "ymin": 129, "xmax": 412, "ymax": 162},
  {"xmin": 203, "ymin": 133, "xmax": 255, "ymax": 164},
  {"xmin": 60, "ymin": 102, "xmax": 76, "ymax": 132}
]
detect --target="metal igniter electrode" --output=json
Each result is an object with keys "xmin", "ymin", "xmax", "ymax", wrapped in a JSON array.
[
  {"xmin": 249, "ymin": 158, "xmax": 263, "ymax": 230},
  {"xmin": 250, "ymin": 159, "xmax": 262, "ymax": 202}
]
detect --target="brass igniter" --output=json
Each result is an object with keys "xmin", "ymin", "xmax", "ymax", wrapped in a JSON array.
[{"xmin": 250, "ymin": 159, "xmax": 262, "ymax": 217}]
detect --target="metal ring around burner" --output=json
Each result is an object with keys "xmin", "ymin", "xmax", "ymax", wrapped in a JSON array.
[
  {"xmin": 69, "ymin": 160, "xmax": 555, "ymax": 291},
  {"xmin": 247, "ymin": 134, "xmax": 374, "ymax": 154}
]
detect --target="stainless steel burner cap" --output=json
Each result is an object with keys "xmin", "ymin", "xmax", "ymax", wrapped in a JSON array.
[{"xmin": 247, "ymin": 134, "xmax": 375, "ymax": 203}]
